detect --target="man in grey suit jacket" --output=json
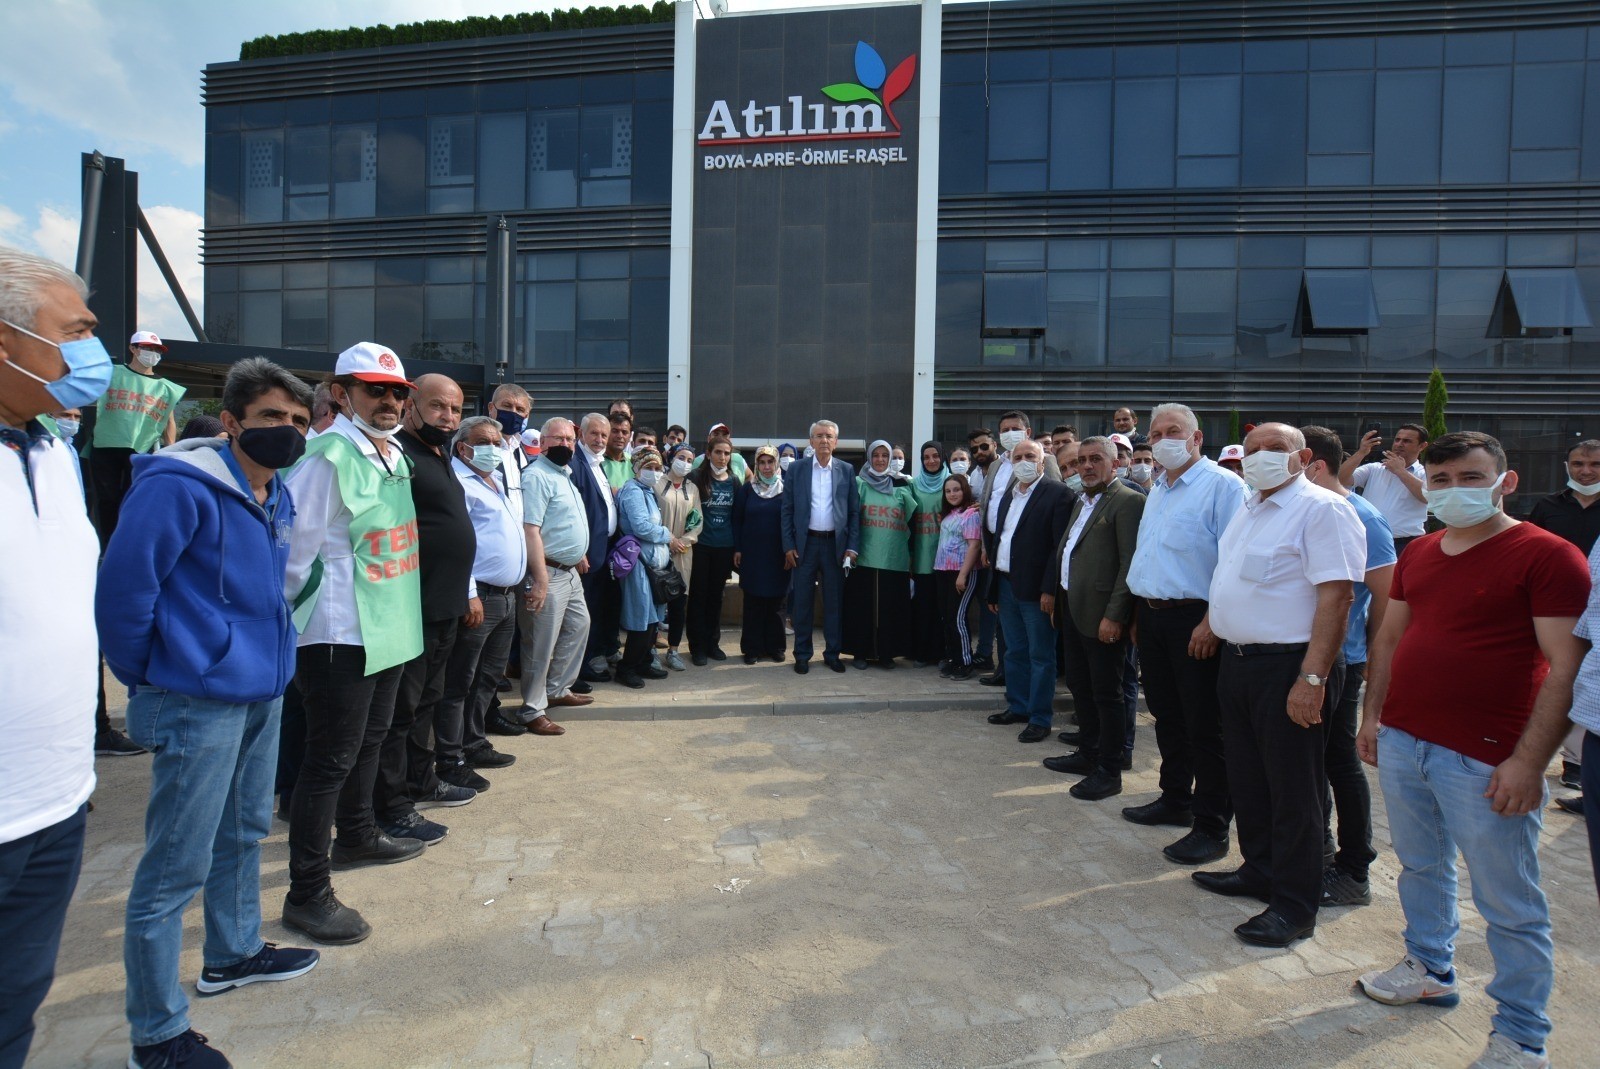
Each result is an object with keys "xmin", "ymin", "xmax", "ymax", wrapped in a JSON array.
[
  {"xmin": 1042, "ymin": 436, "xmax": 1145, "ymax": 801},
  {"xmin": 779, "ymin": 419, "xmax": 861, "ymax": 674}
]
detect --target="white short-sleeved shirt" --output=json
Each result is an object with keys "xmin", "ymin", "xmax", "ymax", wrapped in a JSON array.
[
  {"xmin": 1350, "ymin": 460, "xmax": 1427, "ymax": 537},
  {"xmin": 1208, "ymin": 475, "xmax": 1367, "ymax": 645}
]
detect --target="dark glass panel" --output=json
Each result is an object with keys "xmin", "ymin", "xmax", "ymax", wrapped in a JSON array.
[
  {"xmin": 478, "ymin": 112, "xmax": 526, "ymax": 211},
  {"xmin": 1050, "ymin": 81, "xmax": 1111, "ymax": 190},
  {"xmin": 1242, "ymin": 73, "xmax": 1307, "ymax": 186},
  {"xmin": 1308, "ymin": 71, "xmax": 1373, "ymax": 154},
  {"xmin": 1374, "ymin": 70, "xmax": 1441, "ymax": 184},
  {"xmin": 1177, "ymin": 75, "xmax": 1240, "ymax": 156},
  {"xmin": 376, "ymin": 118, "xmax": 425, "ymax": 215},
  {"xmin": 1236, "ymin": 269, "xmax": 1301, "ymax": 363},
  {"xmin": 529, "ymin": 109, "xmax": 579, "ymax": 208},
  {"xmin": 1369, "ymin": 269, "xmax": 1435, "ymax": 364},
  {"xmin": 1113, "ymin": 78, "xmax": 1175, "ymax": 188},
  {"xmin": 982, "ymin": 274, "xmax": 1047, "ymax": 331},
  {"xmin": 935, "ymin": 272, "xmax": 982, "ymax": 367},
  {"xmin": 1107, "ymin": 271, "xmax": 1171, "ymax": 363},
  {"xmin": 1173, "ymin": 269, "xmax": 1236, "ymax": 335},
  {"xmin": 989, "ymin": 84, "xmax": 1048, "ymax": 160},
  {"xmin": 1045, "ymin": 271, "xmax": 1106, "ymax": 365},
  {"xmin": 1441, "ymin": 67, "xmax": 1511, "ymax": 184}
]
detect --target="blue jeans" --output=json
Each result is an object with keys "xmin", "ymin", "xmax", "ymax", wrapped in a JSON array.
[
  {"xmin": 791, "ymin": 536, "xmax": 844, "ymax": 662},
  {"xmin": 0, "ymin": 805, "xmax": 86, "ymax": 1069},
  {"xmin": 124, "ymin": 688, "xmax": 281, "ymax": 1046},
  {"xmin": 1378, "ymin": 725, "xmax": 1552, "ymax": 1049},
  {"xmin": 997, "ymin": 581, "xmax": 1057, "ymax": 726}
]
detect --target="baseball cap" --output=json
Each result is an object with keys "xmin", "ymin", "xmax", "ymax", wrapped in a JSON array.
[
  {"xmin": 1108, "ymin": 433, "xmax": 1133, "ymax": 450},
  {"xmin": 1219, "ymin": 444, "xmax": 1245, "ymax": 461},
  {"xmin": 708, "ymin": 422, "xmax": 730, "ymax": 437},
  {"xmin": 129, "ymin": 330, "xmax": 167, "ymax": 352},
  {"xmin": 335, "ymin": 341, "xmax": 411, "ymax": 387}
]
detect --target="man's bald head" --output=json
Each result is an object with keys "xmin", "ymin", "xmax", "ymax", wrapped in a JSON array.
[{"xmin": 405, "ymin": 373, "xmax": 464, "ymax": 439}]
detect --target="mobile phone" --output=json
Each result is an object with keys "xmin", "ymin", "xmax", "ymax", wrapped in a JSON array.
[{"xmin": 1363, "ymin": 420, "xmax": 1382, "ymax": 439}]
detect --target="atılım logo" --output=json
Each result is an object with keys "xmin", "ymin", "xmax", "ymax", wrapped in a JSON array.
[{"xmin": 698, "ymin": 41, "xmax": 916, "ymax": 146}]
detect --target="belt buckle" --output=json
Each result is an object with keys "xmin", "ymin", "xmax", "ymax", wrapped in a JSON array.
[{"xmin": 1231, "ymin": 642, "xmax": 1243, "ymax": 657}]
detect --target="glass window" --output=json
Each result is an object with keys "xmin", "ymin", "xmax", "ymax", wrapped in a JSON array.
[
  {"xmin": 1111, "ymin": 238, "xmax": 1171, "ymax": 269},
  {"xmin": 936, "ymin": 273, "xmax": 982, "ymax": 367},
  {"xmin": 331, "ymin": 93, "xmax": 377, "ymax": 122},
  {"xmin": 1175, "ymin": 237, "xmax": 1237, "ymax": 267},
  {"xmin": 983, "ymin": 274, "xmax": 1047, "ymax": 332},
  {"xmin": 204, "ymin": 293, "xmax": 238, "ymax": 345},
  {"xmin": 426, "ymin": 257, "xmax": 473, "ymax": 284},
  {"xmin": 1048, "ymin": 239, "xmax": 1107, "ymax": 270},
  {"xmin": 1369, "ymin": 270, "xmax": 1435, "ymax": 363},
  {"xmin": 478, "ymin": 112, "xmax": 526, "ymax": 211},
  {"xmin": 1439, "ymin": 234, "xmax": 1504, "ymax": 266},
  {"xmin": 1242, "ymin": 73, "xmax": 1307, "ymax": 186},
  {"xmin": 990, "ymin": 84, "xmax": 1048, "ymax": 160},
  {"xmin": 1177, "ymin": 156, "xmax": 1239, "ymax": 186},
  {"xmin": 1046, "ymin": 271, "xmax": 1106, "ymax": 365},
  {"xmin": 632, "ymin": 100, "xmax": 672, "ymax": 204},
  {"xmin": 986, "ymin": 241, "xmax": 1046, "ymax": 271},
  {"xmin": 1497, "ymin": 269, "xmax": 1594, "ymax": 330},
  {"xmin": 1108, "ymin": 272, "xmax": 1171, "ymax": 363},
  {"xmin": 425, "ymin": 285, "xmax": 476, "ymax": 350},
  {"xmin": 1050, "ymin": 81, "xmax": 1111, "ymax": 190},
  {"xmin": 1513, "ymin": 64, "xmax": 1583, "ymax": 149},
  {"xmin": 1378, "ymin": 34, "xmax": 1443, "ymax": 69},
  {"xmin": 1052, "ymin": 46, "xmax": 1112, "ymax": 80},
  {"xmin": 940, "ymin": 83, "xmax": 988, "ymax": 194},
  {"xmin": 580, "ymin": 251, "xmax": 630, "ymax": 279},
  {"xmin": 330, "ymin": 288, "xmax": 374, "ymax": 350},
  {"xmin": 582, "ymin": 73, "xmax": 634, "ymax": 104},
  {"xmin": 283, "ymin": 291, "xmax": 328, "ymax": 349},
  {"xmin": 530, "ymin": 110, "xmax": 579, "ymax": 208},
  {"xmin": 284, "ymin": 262, "xmax": 328, "ymax": 290},
  {"xmin": 377, "ymin": 118, "xmax": 425, "ymax": 216},
  {"xmin": 1237, "ymin": 269, "xmax": 1302, "ymax": 362},
  {"xmin": 1507, "ymin": 233, "xmax": 1576, "ymax": 267},
  {"xmin": 1300, "ymin": 271, "xmax": 1380, "ymax": 331},
  {"xmin": 1311, "ymin": 37, "xmax": 1374, "ymax": 70},
  {"xmin": 374, "ymin": 287, "xmax": 423, "ymax": 358},
  {"xmin": 578, "ymin": 280, "xmax": 629, "ymax": 340},
  {"xmin": 632, "ymin": 248, "xmax": 670, "ymax": 278},
  {"xmin": 1180, "ymin": 42, "xmax": 1241, "ymax": 75},
  {"xmin": 1240, "ymin": 236, "xmax": 1303, "ymax": 267},
  {"xmin": 427, "ymin": 116, "xmax": 474, "ymax": 214},
  {"xmin": 991, "ymin": 50, "xmax": 1048, "ymax": 81},
  {"xmin": 1445, "ymin": 32, "xmax": 1513, "ymax": 66},
  {"xmin": 940, "ymin": 241, "xmax": 984, "ymax": 273},
  {"xmin": 1511, "ymin": 149, "xmax": 1580, "ymax": 183},
  {"xmin": 529, "ymin": 252, "xmax": 576, "ymax": 281},
  {"xmin": 1515, "ymin": 28, "xmax": 1587, "ymax": 63},
  {"xmin": 1116, "ymin": 44, "xmax": 1176, "ymax": 76},
  {"xmin": 240, "ymin": 264, "xmax": 282, "ymax": 291},
  {"xmin": 1436, "ymin": 269, "xmax": 1501, "ymax": 365},
  {"xmin": 1244, "ymin": 39, "xmax": 1307, "ymax": 73},
  {"xmin": 241, "ymin": 130, "xmax": 283, "ymax": 223},
  {"xmin": 1374, "ymin": 70, "xmax": 1441, "ymax": 184},
  {"xmin": 1308, "ymin": 72, "xmax": 1373, "ymax": 154},
  {"xmin": 1307, "ymin": 154, "xmax": 1372, "ymax": 185},
  {"xmin": 376, "ymin": 258, "xmax": 424, "ymax": 286},
  {"xmin": 630, "ymin": 278, "xmax": 669, "ymax": 366},
  {"xmin": 332, "ymin": 123, "xmax": 377, "ymax": 218},
  {"xmin": 580, "ymin": 104, "xmax": 632, "ymax": 206},
  {"xmin": 988, "ymin": 162, "xmax": 1047, "ymax": 192},
  {"xmin": 206, "ymin": 132, "xmax": 242, "ymax": 226},
  {"xmin": 1113, "ymin": 79, "xmax": 1175, "ymax": 188},
  {"xmin": 1173, "ymin": 269, "xmax": 1236, "ymax": 335},
  {"xmin": 239, "ymin": 291, "xmax": 282, "ymax": 348},
  {"xmin": 1306, "ymin": 236, "xmax": 1369, "ymax": 268},
  {"xmin": 379, "ymin": 89, "xmax": 424, "ymax": 118},
  {"xmin": 1177, "ymin": 75, "xmax": 1240, "ymax": 156},
  {"xmin": 1372, "ymin": 236, "xmax": 1436, "ymax": 266},
  {"xmin": 331, "ymin": 259, "xmax": 375, "ymax": 288},
  {"xmin": 523, "ymin": 281, "xmax": 575, "ymax": 369},
  {"xmin": 1442, "ymin": 67, "xmax": 1511, "ymax": 184},
  {"xmin": 286, "ymin": 126, "xmax": 329, "ymax": 223},
  {"xmin": 529, "ymin": 77, "xmax": 580, "ymax": 108}
]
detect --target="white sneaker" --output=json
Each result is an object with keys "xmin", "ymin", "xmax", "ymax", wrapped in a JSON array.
[
  {"xmin": 1357, "ymin": 955, "xmax": 1460, "ymax": 1007},
  {"xmin": 665, "ymin": 650, "xmax": 686, "ymax": 672},
  {"xmin": 1469, "ymin": 1033, "xmax": 1549, "ymax": 1069}
]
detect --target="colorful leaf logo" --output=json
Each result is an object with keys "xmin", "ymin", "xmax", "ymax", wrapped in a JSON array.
[
  {"xmin": 882, "ymin": 54, "xmax": 916, "ymax": 131},
  {"xmin": 821, "ymin": 82, "xmax": 881, "ymax": 105},
  {"xmin": 855, "ymin": 42, "xmax": 886, "ymax": 90},
  {"xmin": 820, "ymin": 41, "xmax": 915, "ymax": 132}
]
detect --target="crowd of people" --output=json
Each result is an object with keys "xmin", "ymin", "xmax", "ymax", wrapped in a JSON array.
[{"xmin": 3, "ymin": 244, "xmax": 1599, "ymax": 1069}]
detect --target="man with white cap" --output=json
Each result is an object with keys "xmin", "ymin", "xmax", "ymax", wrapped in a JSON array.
[
  {"xmin": 280, "ymin": 342, "xmax": 428, "ymax": 945},
  {"xmin": 87, "ymin": 329, "xmax": 185, "ymax": 546},
  {"xmin": 1217, "ymin": 444, "xmax": 1245, "ymax": 478}
]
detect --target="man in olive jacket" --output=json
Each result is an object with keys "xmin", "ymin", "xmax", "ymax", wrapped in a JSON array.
[{"xmin": 1042, "ymin": 435, "xmax": 1146, "ymax": 801}]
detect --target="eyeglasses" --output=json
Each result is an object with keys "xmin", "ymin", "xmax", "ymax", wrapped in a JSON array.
[{"xmin": 357, "ymin": 382, "xmax": 411, "ymax": 402}]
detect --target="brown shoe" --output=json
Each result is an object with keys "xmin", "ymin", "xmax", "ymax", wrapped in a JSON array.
[
  {"xmin": 548, "ymin": 694, "xmax": 593, "ymax": 708},
  {"xmin": 529, "ymin": 714, "xmax": 566, "ymax": 735}
]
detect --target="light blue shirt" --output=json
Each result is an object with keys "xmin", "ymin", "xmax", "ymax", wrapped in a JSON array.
[
  {"xmin": 521, "ymin": 455, "xmax": 590, "ymax": 566},
  {"xmin": 453, "ymin": 456, "xmax": 527, "ymax": 590},
  {"xmin": 1570, "ymin": 539, "xmax": 1600, "ymax": 734},
  {"xmin": 1341, "ymin": 490, "xmax": 1396, "ymax": 665},
  {"xmin": 1126, "ymin": 456, "xmax": 1249, "ymax": 601}
]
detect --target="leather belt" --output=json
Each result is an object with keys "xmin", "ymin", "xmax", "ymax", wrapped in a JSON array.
[
  {"xmin": 1142, "ymin": 597, "xmax": 1205, "ymax": 610},
  {"xmin": 1226, "ymin": 642, "xmax": 1309, "ymax": 657},
  {"xmin": 545, "ymin": 559, "xmax": 576, "ymax": 571},
  {"xmin": 476, "ymin": 581, "xmax": 520, "ymax": 597},
  {"xmin": 808, "ymin": 529, "xmax": 836, "ymax": 537}
]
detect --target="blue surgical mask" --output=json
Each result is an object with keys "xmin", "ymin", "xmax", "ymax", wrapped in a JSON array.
[
  {"xmin": 1064, "ymin": 473, "xmax": 1084, "ymax": 492},
  {"xmin": 468, "ymin": 444, "xmax": 500, "ymax": 473},
  {"xmin": 494, "ymin": 409, "xmax": 526, "ymax": 437},
  {"xmin": 1, "ymin": 319, "xmax": 114, "ymax": 410},
  {"xmin": 55, "ymin": 417, "xmax": 80, "ymax": 440},
  {"xmin": 1426, "ymin": 473, "xmax": 1507, "ymax": 528}
]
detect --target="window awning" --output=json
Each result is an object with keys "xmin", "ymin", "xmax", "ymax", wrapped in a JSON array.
[
  {"xmin": 983, "ymin": 273, "xmax": 1047, "ymax": 333},
  {"xmin": 1300, "ymin": 271, "xmax": 1379, "ymax": 331},
  {"xmin": 1501, "ymin": 269, "xmax": 1593, "ymax": 330}
]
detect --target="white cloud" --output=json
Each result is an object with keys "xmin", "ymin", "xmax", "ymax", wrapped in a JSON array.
[
  {"xmin": 0, "ymin": 204, "xmax": 23, "ymax": 243},
  {"xmin": 135, "ymin": 205, "xmax": 205, "ymax": 343},
  {"xmin": 31, "ymin": 206, "xmax": 79, "ymax": 267}
]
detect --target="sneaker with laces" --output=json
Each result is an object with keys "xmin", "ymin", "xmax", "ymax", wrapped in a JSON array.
[
  {"xmin": 437, "ymin": 762, "xmax": 490, "ymax": 792},
  {"xmin": 381, "ymin": 810, "xmax": 448, "ymax": 846},
  {"xmin": 665, "ymin": 650, "xmax": 687, "ymax": 672},
  {"xmin": 195, "ymin": 943, "xmax": 319, "ymax": 996},
  {"xmin": 1320, "ymin": 866, "xmax": 1372, "ymax": 907},
  {"xmin": 417, "ymin": 780, "xmax": 477, "ymax": 809},
  {"xmin": 1357, "ymin": 955, "xmax": 1459, "ymax": 1007},
  {"xmin": 1469, "ymin": 1033, "xmax": 1550, "ymax": 1069},
  {"xmin": 1560, "ymin": 761, "xmax": 1581, "ymax": 790},
  {"xmin": 129, "ymin": 1028, "xmax": 232, "ymax": 1068},
  {"xmin": 96, "ymin": 728, "xmax": 148, "ymax": 757}
]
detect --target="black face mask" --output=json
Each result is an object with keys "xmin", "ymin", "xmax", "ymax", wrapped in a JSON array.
[
  {"xmin": 414, "ymin": 420, "xmax": 452, "ymax": 448},
  {"xmin": 543, "ymin": 444, "xmax": 574, "ymax": 467},
  {"xmin": 236, "ymin": 425, "xmax": 306, "ymax": 470}
]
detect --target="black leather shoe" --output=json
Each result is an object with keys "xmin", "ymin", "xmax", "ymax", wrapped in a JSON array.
[
  {"xmin": 987, "ymin": 711, "xmax": 1027, "ymax": 725},
  {"xmin": 1042, "ymin": 750, "xmax": 1097, "ymax": 775},
  {"xmin": 570, "ymin": 680, "xmax": 593, "ymax": 695},
  {"xmin": 486, "ymin": 711, "xmax": 528, "ymax": 737},
  {"xmin": 691, "ymin": 653, "xmax": 709, "ymax": 666},
  {"xmin": 1120, "ymin": 751, "xmax": 1133, "ymax": 771},
  {"xmin": 851, "ymin": 657, "xmax": 869, "ymax": 670},
  {"xmin": 1192, "ymin": 869, "xmax": 1270, "ymax": 903},
  {"xmin": 1163, "ymin": 829, "xmax": 1230, "ymax": 865},
  {"xmin": 1057, "ymin": 729, "xmax": 1084, "ymax": 745},
  {"xmin": 615, "ymin": 670, "xmax": 646, "ymax": 689},
  {"xmin": 978, "ymin": 673, "xmax": 1005, "ymax": 687},
  {"xmin": 579, "ymin": 667, "xmax": 613, "ymax": 683},
  {"xmin": 1070, "ymin": 769, "xmax": 1123, "ymax": 800},
  {"xmin": 743, "ymin": 654, "xmax": 758, "ymax": 665},
  {"xmin": 1017, "ymin": 723, "xmax": 1050, "ymax": 743},
  {"xmin": 794, "ymin": 660, "xmax": 810, "ymax": 675},
  {"xmin": 642, "ymin": 665, "xmax": 669, "ymax": 679},
  {"xmin": 1234, "ymin": 908, "xmax": 1314, "ymax": 948},
  {"xmin": 707, "ymin": 647, "xmax": 729, "ymax": 661},
  {"xmin": 1121, "ymin": 798, "xmax": 1194, "ymax": 828},
  {"xmin": 824, "ymin": 658, "xmax": 846, "ymax": 673},
  {"xmin": 331, "ymin": 832, "xmax": 424, "ymax": 869}
]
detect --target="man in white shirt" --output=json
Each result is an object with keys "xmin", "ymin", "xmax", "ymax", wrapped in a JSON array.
[
  {"xmin": 1196, "ymin": 422, "xmax": 1366, "ymax": 949},
  {"xmin": 780, "ymin": 419, "xmax": 860, "ymax": 673},
  {"xmin": 1339, "ymin": 422, "xmax": 1429, "ymax": 554},
  {"xmin": 0, "ymin": 247, "xmax": 108, "ymax": 1067},
  {"xmin": 574, "ymin": 411, "xmax": 621, "ymax": 683}
]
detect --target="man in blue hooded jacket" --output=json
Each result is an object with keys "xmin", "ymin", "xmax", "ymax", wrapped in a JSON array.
[{"xmin": 97, "ymin": 357, "xmax": 319, "ymax": 1069}]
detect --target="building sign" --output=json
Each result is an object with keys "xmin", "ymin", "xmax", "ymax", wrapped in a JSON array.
[{"xmin": 689, "ymin": 4, "xmax": 925, "ymax": 446}]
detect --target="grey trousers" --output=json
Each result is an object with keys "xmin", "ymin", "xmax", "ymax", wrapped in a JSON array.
[
  {"xmin": 519, "ymin": 567, "xmax": 590, "ymax": 714},
  {"xmin": 436, "ymin": 587, "xmax": 517, "ymax": 763}
]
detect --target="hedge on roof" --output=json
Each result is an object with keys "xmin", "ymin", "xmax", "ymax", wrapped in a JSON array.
[{"xmin": 239, "ymin": 3, "xmax": 674, "ymax": 61}]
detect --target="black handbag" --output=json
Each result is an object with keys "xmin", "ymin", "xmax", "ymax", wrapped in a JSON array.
[{"xmin": 646, "ymin": 559, "xmax": 686, "ymax": 602}]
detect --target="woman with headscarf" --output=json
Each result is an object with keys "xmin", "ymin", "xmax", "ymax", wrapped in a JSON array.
[
  {"xmin": 842, "ymin": 439, "xmax": 917, "ymax": 668},
  {"xmin": 685, "ymin": 434, "xmax": 738, "ymax": 664},
  {"xmin": 907, "ymin": 440, "xmax": 949, "ymax": 667},
  {"xmin": 732, "ymin": 445, "xmax": 788, "ymax": 664},
  {"xmin": 654, "ymin": 444, "xmax": 701, "ymax": 672},
  {"xmin": 776, "ymin": 442, "xmax": 798, "ymax": 473},
  {"xmin": 615, "ymin": 448, "xmax": 673, "ymax": 688}
]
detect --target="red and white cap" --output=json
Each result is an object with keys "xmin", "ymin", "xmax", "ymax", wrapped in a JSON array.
[
  {"xmin": 129, "ymin": 330, "xmax": 167, "ymax": 352},
  {"xmin": 1218, "ymin": 444, "xmax": 1245, "ymax": 461},
  {"xmin": 708, "ymin": 422, "xmax": 730, "ymax": 437},
  {"xmin": 1108, "ymin": 433, "xmax": 1133, "ymax": 450},
  {"xmin": 335, "ymin": 341, "xmax": 412, "ymax": 387}
]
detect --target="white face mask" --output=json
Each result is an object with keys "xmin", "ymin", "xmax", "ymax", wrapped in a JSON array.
[
  {"xmin": 349, "ymin": 407, "xmax": 400, "ymax": 441},
  {"xmin": 55, "ymin": 417, "xmax": 81, "ymax": 439},
  {"xmin": 1151, "ymin": 436, "xmax": 1193, "ymax": 471},
  {"xmin": 1241, "ymin": 450, "xmax": 1295, "ymax": 491},
  {"xmin": 1427, "ymin": 473, "xmax": 1507, "ymax": 528},
  {"xmin": 711, "ymin": 462, "xmax": 728, "ymax": 475},
  {"xmin": 638, "ymin": 468, "xmax": 661, "ymax": 487},
  {"xmin": 1114, "ymin": 465, "xmax": 1130, "ymax": 479},
  {"xmin": 133, "ymin": 348, "xmax": 162, "ymax": 369},
  {"xmin": 1013, "ymin": 459, "xmax": 1040, "ymax": 485},
  {"xmin": 950, "ymin": 460, "xmax": 969, "ymax": 476},
  {"xmin": 779, "ymin": 455, "xmax": 793, "ymax": 471},
  {"xmin": 889, "ymin": 458, "xmax": 904, "ymax": 474},
  {"xmin": 998, "ymin": 429, "xmax": 1025, "ymax": 453},
  {"xmin": 1568, "ymin": 477, "xmax": 1600, "ymax": 497},
  {"xmin": 672, "ymin": 457, "xmax": 692, "ymax": 477},
  {"xmin": 1130, "ymin": 463, "xmax": 1153, "ymax": 482}
]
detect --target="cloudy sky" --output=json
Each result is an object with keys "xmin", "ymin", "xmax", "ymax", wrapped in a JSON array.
[{"xmin": 0, "ymin": 0, "xmax": 804, "ymax": 341}]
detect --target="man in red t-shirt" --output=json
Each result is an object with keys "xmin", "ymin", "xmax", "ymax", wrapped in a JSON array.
[{"xmin": 1356, "ymin": 432, "xmax": 1589, "ymax": 1069}]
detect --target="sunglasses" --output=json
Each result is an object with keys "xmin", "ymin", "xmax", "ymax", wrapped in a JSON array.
[{"xmin": 356, "ymin": 382, "xmax": 411, "ymax": 402}]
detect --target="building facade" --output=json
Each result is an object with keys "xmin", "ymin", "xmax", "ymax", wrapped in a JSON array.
[{"xmin": 200, "ymin": 0, "xmax": 1600, "ymax": 506}]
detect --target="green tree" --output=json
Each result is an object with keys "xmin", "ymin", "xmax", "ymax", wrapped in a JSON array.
[
  {"xmin": 1423, "ymin": 367, "xmax": 1449, "ymax": 441},
  {"xmin": 1227, "ymin": 407, "xmax": 1241, "ymax": 445}
]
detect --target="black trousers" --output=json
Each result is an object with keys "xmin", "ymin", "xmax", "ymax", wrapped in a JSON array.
[
  {"xmin": 1136, "ymin": 600, "xmax": 1232, "ymax": 839},
  {"xmin": 378, "ymin": 617, "xmax": 458, "ymax": 819},
  {"xmin": 1218, "ymin": 649, "xmax": 1342, "ymax": 928},
  {"xmin": 909, "ymin": 573, "xmax": 942, "ymax": 664},
  {"xmin": 581, "ymin": 551, "xmax": 621, "ymax": 665},
  {"xmin": 275, "ymin": 678, "xmax": 307, "ymax": 801},
  {"xmin": 1061, "ymin": 619, "xmax": 1130, "ymax": 774},
  {"xmin": 288, "ymin": 644, "xmax": 404, "ymax": 901},
  {"xmin": 740, "ymin": 591, "xmax": 786, "ymax": 658},
  {"xmin": 1324, "ymin": 661, "xmax": 1376, "ymax": 880},
  {"xmin": 934, "ymin": 570, "xmax": 974, "ymax": 667},
  {"xmin": 665, "ymin": 591, "xmax": 688, "ymax": 647},
  {"xmin": 686, "ymin": 544, "xmax": 735, "ymax": 655},
  {"xmin": 89, "ymin": 446, "xmax": 135, "ymax": 549}
]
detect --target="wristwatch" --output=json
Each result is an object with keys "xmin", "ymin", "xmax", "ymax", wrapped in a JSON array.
[{"xmin": 1300, "ymin": 672, "xmax": 1326, "ymax": 687}]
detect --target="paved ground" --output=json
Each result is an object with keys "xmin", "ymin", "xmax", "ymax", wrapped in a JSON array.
[{"xmin": 31, "ymin": 641, "xmax": 1600, "ymax": 1069}]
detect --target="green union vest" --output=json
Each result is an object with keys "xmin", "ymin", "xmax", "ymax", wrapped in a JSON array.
[
  {"xmin": 93, "ymin": 364, "xmax": 186, "ymax": 453},
  {"xmin": 295, "ymin": 431, "xmax": 424, "ymax": 676}
]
